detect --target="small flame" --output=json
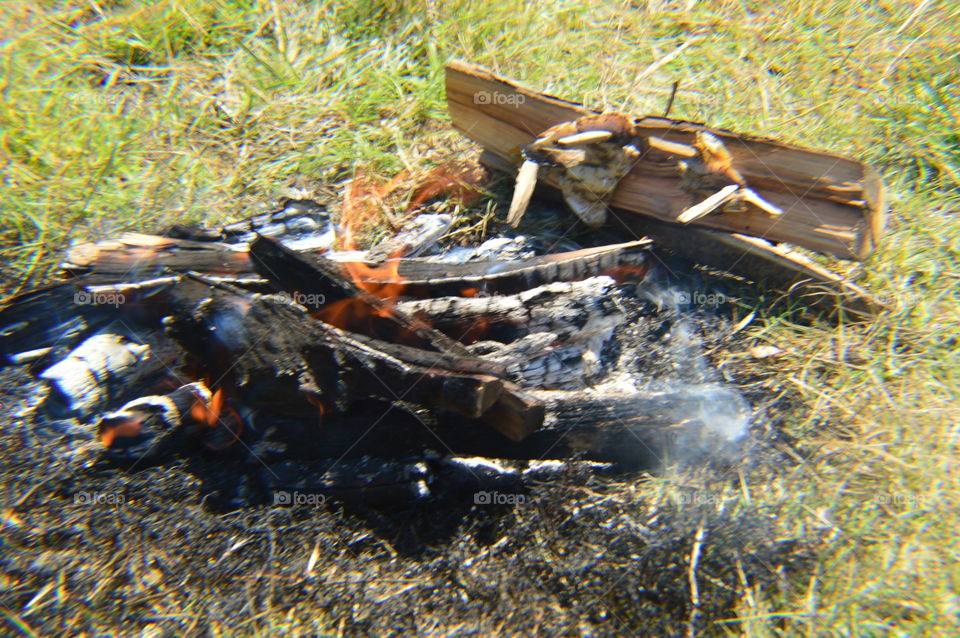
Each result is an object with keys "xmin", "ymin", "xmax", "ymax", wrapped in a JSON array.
[
  {"xmin": 318, "ymin": 165, "xmax": 487, "ymax": 333},
  {"xmin": 189, "ymin": 384, "xmax": 244, "ymax": 450},
  {"xmin": 100, "ymin": 416, "xmax": 143, "ymax": 447},
  {"xmin": 190, "ymin": 385, "xmax": 225, "ymax": 427},
  {"xmin": 599, "ymin": 263, "xmax": 650, "ymax": 284}
]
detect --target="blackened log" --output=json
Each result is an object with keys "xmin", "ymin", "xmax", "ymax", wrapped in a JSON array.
[
  {"xmin": 248, "ymin": 235, "xmax": 475, "ymax": 358},
  {"xmin": 96, "ymin": 381, "xmax": 219, "ymax": 462},
  {"xmin": 363, "ymin": 213, "xmax": 454, "ymax": 261},
  {"xmin": 346, "ymin": 239, "xmax": 651, "ymax": 298},
  {"xmin": 0, "ymin": 283, "xmax": 113, "ymax": 367},
  {"xmin": 250, "ymin": 386, "xmax": 739, "ymax": 468},
  {"xmin": 425, "ymin": 386, "xmax": 748, "ymax": 468},
  {"xmin": 162, "ymin": 285, "xmax": 541, "ymax": 436},
  {"xmin": 262, "ymin": 457, "xmax": 433, "ymax": 507}
]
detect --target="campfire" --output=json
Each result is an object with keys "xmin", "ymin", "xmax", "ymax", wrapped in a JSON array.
[
  {"xmin": 0, "ymin": 186, "xmax": 754, "ymax": 502},
  {"xmin": 0, "ymin": 62, "xmax": 885, "ymax": 507}
]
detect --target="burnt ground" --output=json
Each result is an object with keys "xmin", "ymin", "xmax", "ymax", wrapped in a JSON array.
[{"xmin": 0, "ymin": 265, "xmax": 820, "ymax": 637}]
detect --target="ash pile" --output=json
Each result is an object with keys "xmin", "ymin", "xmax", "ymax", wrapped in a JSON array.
[
  {"xmin": 0, "ymin": 183, "xmax": 817, "ymax": 636},
  {"xmin": 2, "ymin": 189, "xmax": 753, "ymax": 508}
]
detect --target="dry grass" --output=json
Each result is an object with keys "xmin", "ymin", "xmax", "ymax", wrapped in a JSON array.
[{"xmin": 0, "ymin": 0, "xmax": 958, "ymax": 635}]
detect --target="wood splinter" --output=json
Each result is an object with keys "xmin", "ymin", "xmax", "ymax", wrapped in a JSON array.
[
  {"xmin": 507, "ymin": 113, "xmax": 639, "ymax": 228},
  {"xmin": 677, "ymin": 132, "xmax": 782, "ymax": 223}
]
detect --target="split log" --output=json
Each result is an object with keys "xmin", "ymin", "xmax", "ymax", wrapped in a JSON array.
[
  {"xmin": 480, "ymin": 150, "xmax": 886, "ymax": 316},
  {"xmin": 62, "ymin": 232, "xmax": 252, "ymax": 282},
  {"xmin": 445, "ymin": 59, "xmax": 885, "ymax": 261},
  {"xmin": 611, "ymin": 214, "xmax": 885, "ymax": 316}
]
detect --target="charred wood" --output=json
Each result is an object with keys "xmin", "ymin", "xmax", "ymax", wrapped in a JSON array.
[
  {"xmin": 248, "ymin": 235, "xmax": 476, "ymax": 358},
  {"xmin": 38, "ymin": 328, "xmax": 168, "ymax": 420},
  {"xmin": 161, "ymin": 283, "xmax": 542, "ymax": 438}
]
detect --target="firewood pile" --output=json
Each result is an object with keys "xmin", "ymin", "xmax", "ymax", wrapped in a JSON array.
[{"xmin": 0, "ymin": 61, "xmax": 886, "ymax": 506}]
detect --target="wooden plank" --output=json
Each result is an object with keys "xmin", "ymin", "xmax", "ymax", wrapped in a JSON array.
[{"xmin": 446, "ymin": 59, "xmax": 886, "ymax": 260}]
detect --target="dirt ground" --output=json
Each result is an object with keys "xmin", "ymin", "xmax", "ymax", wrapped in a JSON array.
[{"xmin": 0, "ymin": 259, "xmax": 819, "ymax": 636}]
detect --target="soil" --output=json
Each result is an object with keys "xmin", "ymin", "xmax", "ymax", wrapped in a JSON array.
[{"xmin": 0, "ymin": 220, "xmax": 817, "ymax": 636}]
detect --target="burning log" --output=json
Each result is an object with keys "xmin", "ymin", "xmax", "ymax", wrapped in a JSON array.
[
  {"xmin": 62, "ymin": 229, "xmax": 651, "ymax": 299},
  {"xmin": 446, "ymin": 59, "xmax": 885, "ymax": 261},
  {"xmin": 340, "ymin": 239, "xmax": 651, "ymax": 298},
  {"xmin": 162, "ymin": 279, "xmax": 542, "ymax": 440},
  {"xmin": 247, "ymin": 234, "xmax": 478, "ymax": 358},
  {"xmin": 96, "ymin": 381, "xmax": 240, "ymax": 461}
]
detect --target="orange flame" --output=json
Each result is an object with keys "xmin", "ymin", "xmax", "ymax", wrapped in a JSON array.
[
  {"xmin": 100, "ymin": 417, "xmax": 143, "ymax": 447},
  {"xmin": 189, "ymin": 385, "xmax": 244, "ymax": 450},
  {"xmin": 319, "ymin": 164, "xmax": 488, "ymax": 339},
  {"xmin": 334, "ymin": 164, "xmax": 488, "ymax": 295},
  {"xmin": 599, "ymin": 263, "xmax": 651, "ymax": 284}
]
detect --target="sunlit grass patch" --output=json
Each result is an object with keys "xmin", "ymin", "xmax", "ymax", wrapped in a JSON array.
[{"xmin": 0, "ymin": 0, "xmax": 957, "ymax": 635}]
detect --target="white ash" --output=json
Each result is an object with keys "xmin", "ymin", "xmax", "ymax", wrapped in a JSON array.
[
  {"xmin": 39, "ymin": 332, "xmax": 157, "ymax": 420},
  {"xmin": 221, "ymin": 199, "xmax": 335, "ymax": 252},
  {"xmin": 398, "ymin": 277, "xmax": 626, "ymax": 389},
  {"xmin": 429, "ymin": 235, "xmax": 543, "ymax": 263},
  {"xmin": 443, "ymin": 456, "xmax": 517, "ymax": 475},
  {"xmin": 398, "ymin": 276, "xmax": 623, "ymax": 339},
  {"xmin": 365, "ymin": 213, "xmax": 455, "ymax": 260}
]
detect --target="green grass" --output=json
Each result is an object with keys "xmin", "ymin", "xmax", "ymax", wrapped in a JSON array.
[{"xmin": 1, "ymin": 0, "xmax": 958, "ymax": 635}]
